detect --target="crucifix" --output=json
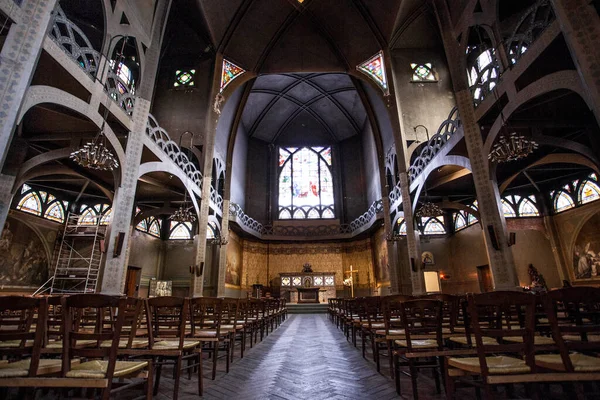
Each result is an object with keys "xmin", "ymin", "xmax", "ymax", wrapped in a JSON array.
[{"xmin": 344, "ymin": 265, "xmax": 359, "ymax": 297}]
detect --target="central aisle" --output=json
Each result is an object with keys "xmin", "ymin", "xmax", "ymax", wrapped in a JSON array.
[{"xmin": 200, "ymin": 314, "xmax": 398, "ymax": 400}]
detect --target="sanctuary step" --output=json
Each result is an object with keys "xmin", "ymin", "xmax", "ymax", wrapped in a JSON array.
[{"xmin": 286, "ymin": 303, "xmax": 328, "ymax": 314}]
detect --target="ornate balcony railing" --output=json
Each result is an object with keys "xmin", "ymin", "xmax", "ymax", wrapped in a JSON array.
[
  {"xmin": 48, "ymin": 5, "xmax": 101, "ymax": 77},
  {"xmin": 388, "ymin": 182, "xmax": 402, "ymax": 206},
  {"xmin": 229, "ymin": 203, "xmax": 265, "ymax": 235},
  {"xmin": 505, "ymin": 0, "xmax": 555, "ymax": 66},
  {"xmin": 210, "ymin": 186, "xmax": 224, "ymax": 212},
  {"xmin": 145, "ymin": 114, "xmax": 203, "ymax": 190},
  {"xmin": 230, "ymin": 199, "xmax": 383, "ymax": 238},
  {"xmin": 408, "ymin": 107, "xmax": 461, "ymax": 183}
]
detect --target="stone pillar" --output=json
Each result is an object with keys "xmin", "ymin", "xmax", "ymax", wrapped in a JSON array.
[
  {"xmin": 100, "ymin": 0, "xmax": 172, "ymax": 294},
  {"xmin": 399, "ymin": 173, "xmax": 425, "ymax": 295},
  {"xmin": 216, "ymin": 199, "xmax": 230, "ymax": 297},
  {"xmin": 191, "ymin": 55, "xmax": 221, "ymax": 297},
  {"xmin": 388, "ymin": 54, "xmax": 425, "ymax": 295},
  {"xmin": 0, "ymin": 175, "xmax": 16, "ymax": 231},
  {"xmin": 551, "ymin": 0, "xmax": 600, "ymax": 123},
  {"xmin": 434, "ymin": 0, "xmax": 519, "ymax": 290},
  {"xmin": 0, "ymin": 0, "xmax": 57, "ymax": 168}
]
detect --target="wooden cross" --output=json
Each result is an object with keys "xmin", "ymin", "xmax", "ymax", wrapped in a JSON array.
[{"xmin": 344, "ymin": 265, "xmax": 359, "ymax": 297}]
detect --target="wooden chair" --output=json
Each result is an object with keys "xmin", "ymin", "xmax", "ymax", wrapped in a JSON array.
[
  {"xmin": 445, "ymin": 291, "xmax": 539, "ymax": 400},
  {"xmin": 538, "ymin": 287, "xmax": 600, "ymax": 399},
  {"xmin": 0, "ymin": 296, "xmax": 63, "ymax": 392},
  {"xmin": 190, "ymin": 296, "xmax": 225, "ymax": 380},
  {"xmin": 60, "ymin": 294, "xmax": 152, "ymax": 400},
  {"xmin": 377, "ymin": 294, "xmax": 412, "ymax": 375},
  {"xmin": 146, "ymin": 296, "xmax": 202, "ymax": 400},
  {"xmin": 393, "ymin": 299, "xmax": 444, "ymax": 399},
  {"xmin": 358, "ymin": 296, "xmax": 383, "ymax": 362}
]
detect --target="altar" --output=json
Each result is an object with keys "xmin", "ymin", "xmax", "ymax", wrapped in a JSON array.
[
  {"xmin": 296, "ymin": 287, "xmax": 321, "ymax": 303},
  {"xmin": 279, "ymin": 271, "xmax": 336, "ymax": 304}
]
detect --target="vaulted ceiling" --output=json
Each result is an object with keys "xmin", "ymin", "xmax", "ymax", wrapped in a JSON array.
[{"xmin": 241, "ymin": 73, "xmax": 368, "ymax": 144}]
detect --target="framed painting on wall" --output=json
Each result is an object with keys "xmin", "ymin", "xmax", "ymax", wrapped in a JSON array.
[{"xmin": 571, "ymin": 212, "xmax": 600, "ymax": 282}]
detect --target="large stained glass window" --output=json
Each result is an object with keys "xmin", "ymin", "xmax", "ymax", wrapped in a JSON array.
[
  {"xmin": 421, "ymin": 217, "xmax": 446, "ymax": 235},
  {"xmin": 169, "ymin": 221, "xmax": 193, "ymax": 240},
  {"xmin": 17, "ymin": 192, "xmax": 42, "ymax": 216},
  {"xmin": 518, "ymin": 196, "xmax": 540, "ymax": 217},
  {"xmin": 278, "ymin": 146, "xmax": 334, "ymax": 219},
  {"xmin": 15, "ymin": 185, "xmax": 66, "ymax": 223}
]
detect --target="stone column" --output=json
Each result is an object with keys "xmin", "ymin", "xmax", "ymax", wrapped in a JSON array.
[
  {"xmin": 216, "ymin": 198, "xmax": 230, "ymax": 297},
  {"xmin": 434, "ymin": 0, "xmax": 519, "ymax": 290},
  {"xmin": 388, "ymin": 55, "xmax": 425, "ymax": 295},
  {"xmin": 0, "ymin": 0, "xmax": 57, "ymax": 233},
  {"xmin": 191, "ymin": 55, "xmax": 222, "ymax": 297},
  {"xmin": 0, "ymin": 0, "xmax": 57, "ymax": 168},
  {"xmin": 551, "ymin": 0, "xmax": 600, "ymax": 123},
  {"xmin": 399, "ymin": 173, "xmax": 425, "ymax": 294},
  {"xmin": 100, "ymin": 0, "xmax": 172, "ymax": 294}
]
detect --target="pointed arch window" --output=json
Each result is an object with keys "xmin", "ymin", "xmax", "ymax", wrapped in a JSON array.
[
  {"xmin": 136, "ymin": 217, "xmax": 162, "ymax": 238},
  {"xmin": 44, "ymin": 202, "xmax": 65, "ymax": 223},
  {"xmin": 17, "ymin": 192, "xmax": 42, "ymax": 216},
  {"xmin": 422, "ymin": 217, "xmax": 446, "ymax": 235},
  {"xmin": 454, "ymin": 213, "xmax": 467, "ymax": 231},
  {"xmin": 501, "ymin": 199, "xmax": 517, "ymax": 217},
  {"xmin": 148, "ymin": 220, "xmax": 161, "ymax": 237},
  {"xmin": 170, "ymin": 221, "xmax": 193, "ymax": 240},
  {"xmin": 553, "ymin": 191, "xmax": 575, "ymax": 213},
  {"xmin": 78, "ymin": 204, "xmax": 111, "ymax": 226},
  {"xmin": 579, "ymin": 180, "xmax": 600, "ymax": 204},
  {"xmin": 278, "ymin": 146, "xmax": 335, "ymax": 220},
  {"xmin": 396, "ymin": 217, "xmax": 407, "ymax": 236},
  {"xmin": 518, "ymin": 196, "xmax": 540, "ymax": 217}
]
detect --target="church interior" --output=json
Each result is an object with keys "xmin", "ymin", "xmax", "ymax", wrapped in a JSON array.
[{"xmin": 0, "ymin": 0, "xmax": 600, "ymax": 398}]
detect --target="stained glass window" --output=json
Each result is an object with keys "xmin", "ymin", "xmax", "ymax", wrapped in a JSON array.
[
  {"xmin": 396, "ymin": 217, "xmax": 407, "ymax": 235},
  {"xmin": 554, "ymin": 191, "xmax": 575, "ymax": 213},
  {"xmin": 170, "ymin": 221, "xmax": 192, "ymax": 240},
  {"xmin": 423, "ymin": 217, "xmax": 446, "ymax": 235},
  {"xmin": 148, "ymin": 220, "xmax": 161, "ymax": 238},
  {"xmin": 44, "ymin": 202, "xmax": 65, "ymax": 223},
  {"xmin": 313, "ymin": 276, "xmax": 323, "ymax": 286},
  {"xmin": 136, "ymin": 219, "xmax": 148, "ymax": 232},
  {"xmin": 579, "ymin": 180, "xmax": 600, "ymax": 204},
  {"xmin": 17, "ymin": 192, "xmax": 42, "ymax": 216},
  {"xmin": 501, "ymin": 199, "xmax": 516, "ymax": 218},
  {"xmin": 324, "ymin": 276, "xmax": 335, "ymax": 286},
  {"xmin": 466, "ymin": 47, "xmax": 499, "ymax": 105},
  {"xmin": 220, "ymin": 59, "xmax": 245, "ymax": 92},
  {"xmin": 79, "ymin": 208, "xmax": 98, "ymax": 225},
  {"xmin": 21, "ymin": 184, "xmax": 31, "ymax": 194},
  {"xmin": 292, "ymin": 277, "xmax": 301, "ymax": 286},
  {"xmin": 278, "ymin": 146, "xmax": 335, "ymax": 219},
  {"xmin": 454, "ymin": 213, "xmax": 467, "ymax": 231},
  {"xmin": 357, "ymin": 51, "xmax": 388, "ymax": 93},
  {"xmin": 410, "ymin": 63, "xmax": 436, "ymax": 81},
  {"xmin": 174, "ymin": 69, "xmax": 195, "ymax": 88},
  {"xmin": 206, "ymin": 225, "xmax": 215, "ymax": 240},
  {"xmin": 100, "ymin": 208, "xmax": 112, "ymax": 225},
  {"xmin": 519, "ymin": 196, "xmax": 540, "ymax": 217},
  {"xmin": 281, "ymin": 277, "xmax": 291, "ymax": 286}
]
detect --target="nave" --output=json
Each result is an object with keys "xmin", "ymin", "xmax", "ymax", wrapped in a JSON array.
[{"xmin": 158, "ymin": 314, "xmax": 400, "ymax": 400}]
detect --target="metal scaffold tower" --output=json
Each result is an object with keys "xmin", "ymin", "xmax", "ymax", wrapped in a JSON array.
[{"xmin": 35, "ymin": 212, "xmax": 105, "ymax": 295}]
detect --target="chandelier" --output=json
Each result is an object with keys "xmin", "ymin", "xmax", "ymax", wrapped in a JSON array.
[
  {"xmin": 416, "ymin": 201, "xmax": 443, "ymax": 218},
  {"xmin": 488, "ymin": 132, "xmax": 538, "ymax": 163},
  {"xmin": 70, "ymin": 128, "xmax": 119, "ymax": 171},
  {"xmin": 170, "ymin": 205, "xmax": 196, "ymax": 223},
  {"xmin": 208, "ymin": 235, "xmax": 229, "ymax": 246}
]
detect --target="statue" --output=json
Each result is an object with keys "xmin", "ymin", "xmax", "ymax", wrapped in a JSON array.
[{"xmin": 302, "ymin": 263, "xmax": 313, "ymax": 273}]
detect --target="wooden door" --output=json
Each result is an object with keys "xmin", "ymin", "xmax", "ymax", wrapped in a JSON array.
[
  {"xmin": 124, "ymin": 266, "xmax": 141, "ymax": 297},
  {"xmin": 477, "ymin": 265, "xmax": 493, "ymax": 293}
]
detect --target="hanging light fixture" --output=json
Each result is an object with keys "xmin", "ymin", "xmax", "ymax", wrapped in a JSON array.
[
  {"xmin": 416, "ymin": 201, "xmax": 443, "ymax": 218},
  {"xmin": 71, "ymin": 36, "xmax": 130, "ymax": 172},
  {"xmin": 488, "ymin": 132, "xmax": 538, "ymax": 163},
  {"xmin": 70, "ymin": 122, "xmax": 119, "ymax": 171},
  {"xmin": 170, "ymin": 131, "xmax": 197, "ymax": 223}
]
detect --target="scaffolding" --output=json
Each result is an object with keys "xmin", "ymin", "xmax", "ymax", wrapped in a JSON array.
[{"xmin": 35, "ymin": 212, "xmax": 105, "ymax": 295}]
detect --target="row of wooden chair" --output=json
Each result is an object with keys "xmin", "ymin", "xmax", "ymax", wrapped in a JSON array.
[
  {"xmin": 329, "ymin": 288, "xmax": 600, "ymax": 400},
  {"xmin": 0, "ymin": 294, "xmax": 286, "ymax": 399}
]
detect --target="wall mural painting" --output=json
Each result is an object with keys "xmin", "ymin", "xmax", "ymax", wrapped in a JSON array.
[
  {"xmin": 572, "ymin": 212, "xmax": 600, "ymax": 281},
  {"xmin": 373, "ymin": 228, "xmax": 390, "ymax": 284},
  {"xmin": 225, "ymin": 234, "xmax": 242, "ymax": 287},
  {"xmin": 0, "ymin": 216, "xmax": 49, "ymax": 288}
]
